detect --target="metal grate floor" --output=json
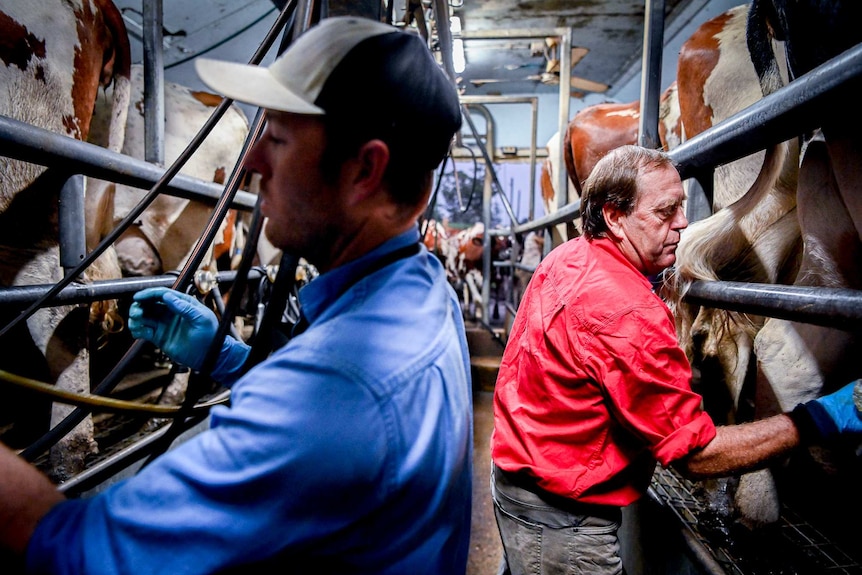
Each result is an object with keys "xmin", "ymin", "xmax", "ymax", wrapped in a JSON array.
[{"xmin": 649, "ymin": 467, "xmax": 862, "ymax": 575}]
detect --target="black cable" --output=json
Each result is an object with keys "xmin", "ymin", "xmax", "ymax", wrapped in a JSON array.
[
  {"xmin": 456, "ymin": 145, "xmax": 480, "ymax": 214},
  {"xmin": 20, "ymin": 0, "xmax": 298, "ymax": 464},
  {"xmin": 420, "ymin": 148, "xmax": 452, "ymax": 237}
]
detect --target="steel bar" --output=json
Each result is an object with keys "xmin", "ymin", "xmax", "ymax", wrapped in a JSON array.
[
  {"xmin": 638, "ymin": 0, "xmax": 666, "ymax": 150},
  {"xmin": 59, "ymin": 174, "xmax": 86, "ymax": 276},
  {"xmin": 143, "ymin": 0, "xmax": 165, "ymax": 165},
  {"xmin": 0, "ymin": 115, "xmax": 256, "ymax": 210},
  {"xmin": 684, "ymin": 280, "xmax": 862, "ymax": 330},
  {"xmin": 0, "ymin": 269, "xmax": 265, "ymax": 309}
]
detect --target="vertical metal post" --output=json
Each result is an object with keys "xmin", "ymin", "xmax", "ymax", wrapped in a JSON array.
[
  {"xmin": 529, "ymin": 97, "xmax": 538, "ymax": 221},
  {"xmin": 433, "ymin": 0, "xmax": 457, "ymax": 84},
  {"xmin": 59, "ymin": 174, "xmax": 86, "ymax": 277},
  {"xmin": 685, "ymin": 174, "xmax": 714, "ymax": 224},
  {"xmin": 638, "ymin": 0, "xmax": 665, "ymax": 150},
  {"xmin": 293, "ymin": 0, "xmax": 316, "ymax": 41},
  {"xmin": 481, "ymin": 142, "xmax": 493, "ymax": 323},
  {"xmin": 143, "ymin": 0, "xmax": 165, "ymax": 165},
  {"xmin": 555, "ymin": 27, "xmax": 573, "ymax": 211}
]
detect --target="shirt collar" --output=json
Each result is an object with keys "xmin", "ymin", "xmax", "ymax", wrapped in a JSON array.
[{"xmin": 297, "ymin": 227, "xmax": 421, "ymax": 325}]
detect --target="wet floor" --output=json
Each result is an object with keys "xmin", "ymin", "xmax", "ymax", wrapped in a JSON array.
[{"xmin": 467, "ymin": 389, "xmax": 502, "ymax": 575}]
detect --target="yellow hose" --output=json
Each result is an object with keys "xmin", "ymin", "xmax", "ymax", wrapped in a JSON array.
[{"xmin": 0, "ymin": 370, "xmax": 228, "ymax": 417}]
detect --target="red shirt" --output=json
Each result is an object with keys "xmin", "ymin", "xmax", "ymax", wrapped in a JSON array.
[{"xmin": 491, "ymin": 237, "xmax": 715, "ymax": 506}]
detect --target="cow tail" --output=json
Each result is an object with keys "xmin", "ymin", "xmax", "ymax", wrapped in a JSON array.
[
  {"xmin": 746, "ymin": 0, "xmax": 785, "ymax": 98},
  {"xmin": 80, "ymin": 0, "xmax": 131, "ymax": 338},
  {"xmin": 561, "ymin": 125, "xmax": 583, "ymax": 197},
  {"xmin": 98, "ymin": 0, "xmax": 131, "ymax": 154},
  {"xmin": 664, "ymin": 139, "xmax": 791, "ymax": 356}
]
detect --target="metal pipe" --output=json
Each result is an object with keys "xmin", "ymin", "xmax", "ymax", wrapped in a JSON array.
[
  {"xmin": 481, "ymin": 140, "xmax": 493, "ymax": 322},
  {"xmin": 684, "ymin": 280, "xmax": 862, "ymax": 330},
  {"xmin": 460, "ymin": 104, "xmax": 519, "ymax": 226},
  {"xmin": 0, "ymin": 116, "xmax": 257, "ymax": 210},
  {"xmin": 59, "ymin": 174, "xmax": 86, "ymax": 276},
  {"xmin": 638, "ymin": 0, "xmax": 665, "ymax": 150},
  {"xmin": 529, "ymin": 97, "xmax": 538, "ymax": 221},
  {"xmin": 143, "ymin": 0, "xmax": 165, "ymax": 165},
  {"xmin": 555, "ymin": 27, "xmax": 572, "ymax": 215},
  {"xmin": 433, "ymin": 0, "xmax": 457, "ymax": 85},
  {"xmin": 458, "ymin": 27, "xmax": 569, "ymax": 41},
  {"xmin": 0, "ymin": 269, "xmax": 265, "ymax": 309},
  {"xmin": 509, "ymin": 200, "xmax": 581, "ymax": 236},
  {"xmin": 458, "ymin": 95, "xmax": 540, "ymax": 222}
]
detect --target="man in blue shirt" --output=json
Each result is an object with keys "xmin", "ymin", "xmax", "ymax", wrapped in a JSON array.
[{"xmin": 0, "ymin": 16, "xmax": 473, "ymax": 574}]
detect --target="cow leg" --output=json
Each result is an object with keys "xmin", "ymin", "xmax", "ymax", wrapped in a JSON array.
[
  {"xmin": 0, "ymin": 319, "xmax": 53, "ymax": 448},
  {"xmin": 755, "ymin": 136, "xmax": 862, "ymax": 416},
  {"xmin": 746, "ymin": 135, "xmax": 862, "ymax": 529},
  {"xmin": 34, "ymin": 304, "xmax": 98, "ymax": 481},
  {"xmin": 17, "ymin": 248, "xmax": 98, "ymax": 481}
]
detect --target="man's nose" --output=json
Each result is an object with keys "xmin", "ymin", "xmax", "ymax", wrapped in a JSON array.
[
  {"xmin": 674, "ymin": 206, "xmax": 688, "ymax": 230},
  {"xmin": 243, "ymin": 142, "xmax": 265, "ymax": 177}
]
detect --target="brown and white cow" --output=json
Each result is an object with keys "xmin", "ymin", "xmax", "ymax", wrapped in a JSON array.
[
  {"xmin": 0, "ymin": 0, "xmax": 131, "ymax": 480},
  {"xmin": 88, "ymin": 64, "xmax": 251, "ymax": 278},
  {"xmin": 665, "ymin": 1, "xmax": 862, "ymax": 528},
  {"xmin": 422, "ymin": 220, "xmax": 510, "ymax": 320},
  {"xmin": 745, "ymin": 0, "xmax": 862, "ymax": 526},
  {"xmin": 539, "ymin": 130, "xmax": 580, "ymax": 245},
  {"xmin": 657, "ymin": 3, "xmax": 803, "ymax": 527},
  {"xmin": 667, "ymin": 3, "xmax": 800, "ymax": 418},
  {"xmin": 676, "ymin": 3, "xmax": 796, "ymax": 211}
]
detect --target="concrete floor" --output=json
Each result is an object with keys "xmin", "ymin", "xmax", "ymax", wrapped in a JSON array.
[{"xmin": 467, "ymin": 389, "xmax": 503, "ymax": 575}]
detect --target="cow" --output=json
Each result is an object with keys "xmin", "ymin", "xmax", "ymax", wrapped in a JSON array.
[
  {"xmin": 744, "ymin": 0, "xmax": 862, "ymax": 529},
  {"xmin": 419, "ymin": 220, "xmax": 510, "ymax": 321},
  {"xmin": 442, "ymin": 222, "xmax": 486, "ymax": 318},
  {"xmin": 0, "ymin": 0, "xmax": 131, "ymax": 480},
  {"xmin": 539, "ymin": 130, "xmax": 579, "ymax": 245},
  {"xmin": 666, "ymin": 3, "xmax": 799, "ymax": 421},
  {"xmin": 87, "ymin": 64, "xmax": 251, "ymax": 278},
  {"xmin": 420, "ymin": 217, "xmax": 455, "ymax": 265},
  {"xmin": 663, "ymin": 0, "xmax": 862, "ymax": 530},
  {"xmin": 657, "ymin": 3, "xmax": 803, "ymax": 528}
]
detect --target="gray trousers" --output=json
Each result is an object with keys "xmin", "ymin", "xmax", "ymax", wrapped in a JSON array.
[{"xmin": 491, "ymin": 464, "xmax": 624, "ymax": 575}]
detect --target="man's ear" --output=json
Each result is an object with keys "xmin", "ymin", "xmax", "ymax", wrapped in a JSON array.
[
  {"xmin": 602, "ymin": 204, "xmax": 624, "ymax": 241},
  {"xmin": 349, "ymin": 139, "xmax": 389, "ymax": 202}
]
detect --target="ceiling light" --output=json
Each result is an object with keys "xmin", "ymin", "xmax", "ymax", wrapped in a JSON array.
[
  {"xmin": 453, "ymin": 39, "xmax": 466, "ymax": 73},
  {"xmin": 450, "ymin": 16, "xmax": 465, "ymax": 74}
]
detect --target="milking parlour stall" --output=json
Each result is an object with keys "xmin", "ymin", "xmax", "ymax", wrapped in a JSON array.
[
  {"xmin": 0, "ymin": 0, "xmax": 290, "ymax": 504},
  {"xmin": 2, "ymin": 1, "xmax": 862, "ymax": 575},
  {"xmin": 454, "ymin": 1, "xmax": 862, "ymax": 574},
  {"xmin": 0, "ymin": 0, "xmax": 431, "ymax": 533}
]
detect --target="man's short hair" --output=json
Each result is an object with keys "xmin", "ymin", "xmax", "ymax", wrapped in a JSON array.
[{"xmin": 580, "ymin": 145, "xmax": 675, "ymax": 239}]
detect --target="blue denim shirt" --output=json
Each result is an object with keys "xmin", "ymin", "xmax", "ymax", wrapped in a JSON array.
[{"xmin": 28, "ymin": 228, "xmax": 473, "ymax": 575}]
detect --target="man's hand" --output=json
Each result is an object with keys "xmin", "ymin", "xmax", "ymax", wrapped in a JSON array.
[
  {"xmin": 128, "ymin": 287, "xmax": 220, "ymax": 371},
  {"xmin": 794, "ymin": 380, "xmax": 862, "ymax": 441}
]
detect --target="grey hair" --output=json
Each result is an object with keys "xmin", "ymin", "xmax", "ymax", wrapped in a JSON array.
[{"xmin": 580, "ymin": 145, "xmax": 676, "ymax": 240}]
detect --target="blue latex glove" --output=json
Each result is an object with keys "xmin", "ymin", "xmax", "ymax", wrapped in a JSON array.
[
  {"xmin": 794, "ymin": 380, "xmax": 862, "ymax": 441},
  {"xmin": 129, "ymin": 287, "xmax": 249, "ymax": 382}
]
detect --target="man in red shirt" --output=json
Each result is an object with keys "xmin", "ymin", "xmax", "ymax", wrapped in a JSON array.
[{"xmin": 491, "ymin": 145, "xmax": 862, "ymax": 575}]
